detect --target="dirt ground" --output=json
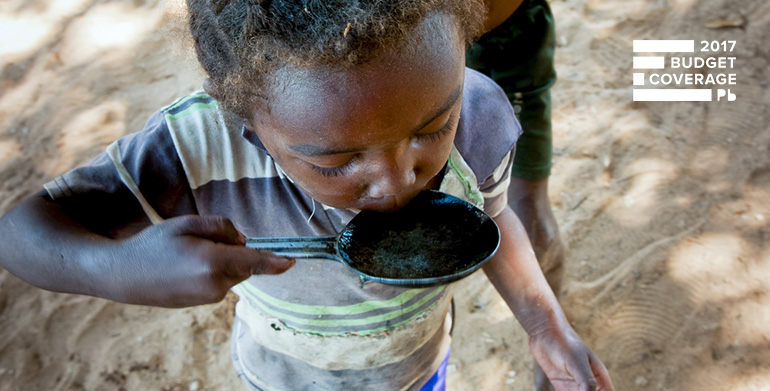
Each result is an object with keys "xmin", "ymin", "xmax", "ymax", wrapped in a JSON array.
[{"xmin": 1, "ymin": 0, "xmax": 769, "ymax": 390}]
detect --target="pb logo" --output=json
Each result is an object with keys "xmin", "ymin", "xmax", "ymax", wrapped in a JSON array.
[{"xmin": 717, "ymin": 89, "xmax": 736, "ymax": 101}]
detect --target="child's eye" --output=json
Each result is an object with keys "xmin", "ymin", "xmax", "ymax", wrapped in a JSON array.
[
  {"xmin": 309, "ymin": 160, "xmax": 354, "ymax": 177},
  {"xmin": 416, "ymin": 125, "xmax": 452, "ymax": 142},
  {"xmin": 415, "ymin": 113, "xmax": 458, "ymax": 142}
]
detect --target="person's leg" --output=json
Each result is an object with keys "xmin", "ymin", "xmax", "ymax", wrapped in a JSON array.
[{"xmin": 467, "ymin": 1, "xmax": 563, "ymax": 390}]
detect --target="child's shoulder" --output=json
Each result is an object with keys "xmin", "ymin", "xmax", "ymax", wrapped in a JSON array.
[
  {"xmin": 459, "ymin": 68, "xmax": 522, "ymax": 139},
  {"xmin": 462, "ymin": 68, "xmax": 514, "ymax": 106},
  {"xmin": 151, "ymin": 91, "xmax": 277, "ymax": 190},
  {"xmin": 455, "ymin": 68, "xmax": 522, "ymax": 182},
  {"xmin": 156, "ymin": 90, "xmax": 245, "ymax": 142},
  {"xmin": 160, "ymin": 90, "xmax": 221, "ymax": 122}
]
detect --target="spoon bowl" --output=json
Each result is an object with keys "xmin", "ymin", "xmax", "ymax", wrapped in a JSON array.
[{"xmin": 246, "ymin": 191, "xmax": 500, "ymax": 287}]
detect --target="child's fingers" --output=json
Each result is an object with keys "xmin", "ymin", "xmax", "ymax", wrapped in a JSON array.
[
  {"xmin": 215, "ymin": 245, "xmax": 296, "ymax": 279},
  {"xmin": 162, "ymin": 215, "xmax": 245, "ymax": 245},
  {"xmin": 572, "ymin": 351, "xmax": 600, "ymax": 391},
  {"xmin": 589, "ymin": 353, "xmax": 615, "ymax": 391}
]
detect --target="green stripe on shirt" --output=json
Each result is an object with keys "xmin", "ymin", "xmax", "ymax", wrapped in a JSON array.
[
  {"xmin": 163, "ymin": 90, "xmax": 211, "ymax": 112},
  {"xmin": 239, "ymin": 283, "xmax": 445, "ymax": 326},
  {"xmin": 238, "ymin": 282, "xmax": 443, "ymax": 317},
  {"xmin": 239, "ymin": 283, "xmax": 447, "ymax": 335},
  {"xmin": 165, "ymin": 100, "xmax": 221, "ymax": 122}
]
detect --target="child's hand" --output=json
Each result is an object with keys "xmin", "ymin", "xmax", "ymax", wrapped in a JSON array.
[
  {"xmin": 482, "ymin": 207, "xmax": 613, "ymax": 391},
  {"xmin": 528, "ymin": 325, "xmax": 614, "ymax": 391},
  {"xmin": 108, "ymin": 215, "xmax": 295, "ymax": 307}
]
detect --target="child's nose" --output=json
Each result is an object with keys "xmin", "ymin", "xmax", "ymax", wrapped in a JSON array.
[{"xmin": 365, "ymin": 148, "xmax": 418, "ymax": 199}]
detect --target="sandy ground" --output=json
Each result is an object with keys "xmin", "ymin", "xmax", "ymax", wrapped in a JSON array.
[{"xmin": 1, "ymin": 0, "xmax": 769, "ymax": 390}]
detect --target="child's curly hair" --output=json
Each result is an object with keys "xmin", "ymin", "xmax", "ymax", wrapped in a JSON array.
[{"xmin": 187, "ymin": 0, "xmax": 485, "ymax": 117}]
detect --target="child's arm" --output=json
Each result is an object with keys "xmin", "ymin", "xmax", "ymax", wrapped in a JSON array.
[
  {"xmin": 483, "ymin": 206, "xmax": 614, "ymax": 391},
  {"xmin": 0, "ymin": 191, "xmax": 294, "ymax": 308}
]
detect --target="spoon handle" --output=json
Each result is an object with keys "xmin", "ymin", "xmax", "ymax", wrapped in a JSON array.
[{"xmin": 245, "ymin": 235, "xmax": 339, "ymax": 260}]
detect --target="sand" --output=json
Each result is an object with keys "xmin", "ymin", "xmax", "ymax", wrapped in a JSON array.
[{"xmin": 1, "ymin": 0, "xmax": 769, "ymax": 390}]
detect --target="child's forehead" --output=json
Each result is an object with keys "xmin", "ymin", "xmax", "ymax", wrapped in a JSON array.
[
  {"xmin": 260, "ymin": 12, "xmax": 465, "ymax": 116},
  {"xmin": 258, "ymin": 24, "xmax": 464, "ymax": 137}
]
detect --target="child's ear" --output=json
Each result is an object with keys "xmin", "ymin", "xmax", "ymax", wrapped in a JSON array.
[{"xmin": 203, "ymin": 79, "xmax": 224, "ymax": 101}]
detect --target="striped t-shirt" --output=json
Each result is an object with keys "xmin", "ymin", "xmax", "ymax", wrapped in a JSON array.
[{"xmin": 44, "ymin": 68, "xmax": 521, "ymax": 391}]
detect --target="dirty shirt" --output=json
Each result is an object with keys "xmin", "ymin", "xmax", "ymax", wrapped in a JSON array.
[{"xmin": 44, "ymin": 69, "xmax": 521, "ymax": 391}]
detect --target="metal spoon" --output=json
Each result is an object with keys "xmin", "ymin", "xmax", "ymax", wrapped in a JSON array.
[{"xmin": 246, "ymin": 191, "xmax": 500, "ymax": 287}]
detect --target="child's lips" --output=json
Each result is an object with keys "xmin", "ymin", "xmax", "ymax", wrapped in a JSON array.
[
  {"xmin": 358, "ymin": 192, "xmax": 418, "ymax": 212},
  {"xmin": 358, "ymin": 197, "xmax": 403, "ymax": 213}
]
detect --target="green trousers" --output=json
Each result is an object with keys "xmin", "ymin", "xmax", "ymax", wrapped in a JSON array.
[{"xmin": 466, "ymin": 0, "xmax": 556, "ymax": 180}]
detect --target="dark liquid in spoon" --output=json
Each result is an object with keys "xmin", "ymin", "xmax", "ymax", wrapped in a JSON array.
[{"xmin": 338, "ymin": 193, "xmax": 498, "ymax": 280}]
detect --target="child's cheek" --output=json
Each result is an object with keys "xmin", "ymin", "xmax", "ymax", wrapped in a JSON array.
[{"xmin": 289, "ymin": 167, "xmax": 366, "ymax": 208}]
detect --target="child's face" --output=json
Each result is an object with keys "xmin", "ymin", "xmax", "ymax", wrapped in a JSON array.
[{"xmin": 248, "ymin": 14, "xmax": 465, "ymax": 212}]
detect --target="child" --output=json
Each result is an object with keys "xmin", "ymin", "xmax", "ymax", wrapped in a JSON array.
[{"xmin": 0, "ymin": 1, "xmax": 613, "ymax": 390}]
